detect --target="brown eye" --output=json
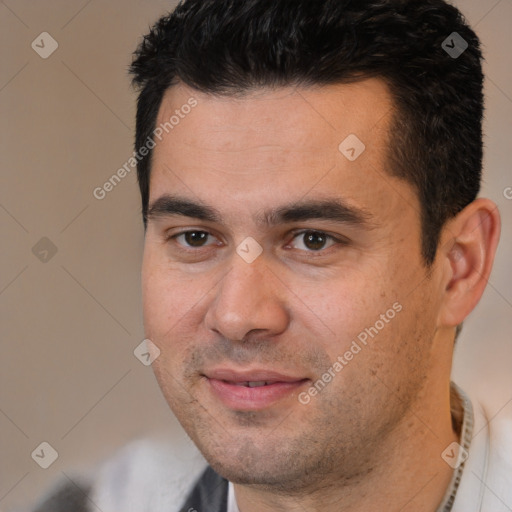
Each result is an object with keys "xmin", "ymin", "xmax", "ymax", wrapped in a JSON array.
[
  {"xmin": 183, "ymin": 231, "xmax": 209, "ymax": 247},
  {"xmin": 302, "ymin": 231, "xmax": 328, "ymax": 250},
  {"xmin": 172, "ymin": 231, "xmax": 216, "ymax": 248},
  {"xmin": 289, "ymin": 230, "xmax": 337, "ymax": 252}
]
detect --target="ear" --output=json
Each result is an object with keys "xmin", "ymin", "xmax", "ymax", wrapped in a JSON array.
[{"xmin": 437, "ymin": 198, "xmax": 501, "ymax": 328}]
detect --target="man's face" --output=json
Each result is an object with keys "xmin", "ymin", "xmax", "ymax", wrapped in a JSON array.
[{"xmin": 142, "ymin": 79, "xmax": 445, "ymax": 490}]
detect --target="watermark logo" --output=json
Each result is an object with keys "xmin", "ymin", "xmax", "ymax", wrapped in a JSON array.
[
  {"xmin": 442, "ymin": 32, "xmax": 468, "ymax": 59},
  {"xmin": 32, "ymin": 237, "xmax": 58, "ymax": 263},
  {"xmin": 31, "ymin": 442, "xmax": 58, "ymax": 469},
  {"xmin": 338, "ymin": 134, "xmax": 366, "ymax": 161},
  {"xmin": 441, "ymin": 442, "xmax": 469, "ymax": 469},
  {"xmin": 236, "ymin": 237, "xmax": 263, "ymax": 264},
  {"xmin": 134, "ymin": 339, "xmax": 161, "ymax": 366},
  {"xmin": 31, "ymin": 32, "xmax": 58, "ymax": 59}
]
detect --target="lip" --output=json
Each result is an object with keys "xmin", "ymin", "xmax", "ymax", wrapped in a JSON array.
[
  {"xmin": 206, "ymin": 368, "xmax": 306, "ymax": 383},
  {"xmin": 204, "ymin": 368, "xmax": 310, "ymax": 411}
]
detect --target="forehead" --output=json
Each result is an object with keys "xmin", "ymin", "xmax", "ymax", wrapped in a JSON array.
[
  {"xmin": 149, "ymin": 79, "xmax": 416, "ymax": 231},
  {"xmin": 155, "ymin": 79, "xmax": 393, "ymax": 155}
]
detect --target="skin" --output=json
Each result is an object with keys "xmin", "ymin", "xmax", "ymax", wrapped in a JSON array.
[{"xmin": 141, "ymin": 79, "xmax": 501, "ymax": 511}]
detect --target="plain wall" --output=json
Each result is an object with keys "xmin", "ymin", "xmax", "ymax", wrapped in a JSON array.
[{"xmin": 0, "ymin": 0, "xmax": 511, "ymax": 509}]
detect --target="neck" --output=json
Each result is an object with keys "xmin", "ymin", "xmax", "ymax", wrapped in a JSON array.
[{"xmin": 233, "ymin": 376, "xmax": 459, "ymax": 512}]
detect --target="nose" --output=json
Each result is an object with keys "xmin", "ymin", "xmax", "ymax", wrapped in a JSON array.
[{"xmin": 204, "ymin": 252, "xmax": 290, "ymax": 342}]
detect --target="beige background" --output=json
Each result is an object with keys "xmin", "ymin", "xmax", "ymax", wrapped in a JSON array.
[{"xmin": 0, "ymin": 0, "xmax": 511, "ymax": 509}]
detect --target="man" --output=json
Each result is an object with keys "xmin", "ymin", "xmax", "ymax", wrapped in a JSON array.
[{"xmin": 32, "ymin": 0, "xmax": 510, "ymax": 511}]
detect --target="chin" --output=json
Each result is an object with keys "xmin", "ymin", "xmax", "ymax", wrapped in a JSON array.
[
  {"xmin": 209, "ymin": 460, "xmax": 298, "ymax": 490},
  {"xmin": 197, "ymin": 439, "xmax": 312, "ymax": 492}
]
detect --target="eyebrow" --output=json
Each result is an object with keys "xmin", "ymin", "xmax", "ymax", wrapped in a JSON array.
[{"xmin": 146, "ymin": 194, "xmax": 373, "ymax": 228}]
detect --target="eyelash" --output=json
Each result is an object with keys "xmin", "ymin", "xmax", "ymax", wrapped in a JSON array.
[{"xmin": 166, "ymin": 229, "xmax": 347, "ymax": 256}]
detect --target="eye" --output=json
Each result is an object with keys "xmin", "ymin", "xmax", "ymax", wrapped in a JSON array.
[
  {"xmin": 167, "ymin": 229, "xmax": 346, "ymax": 256},
  {"xmin": 170, "ymin": 230, "xmax": 219, "ymax": 249},
  {"xmin": 288, "ymin": 230, "xmax": 342, "ymax": 252}
]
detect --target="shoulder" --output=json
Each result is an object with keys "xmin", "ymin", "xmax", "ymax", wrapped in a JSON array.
[
  {"xmin": 31, "ymin": 437, "xmax": 208, "ymax": 512},
  {"xmin": 90, "ymin": 437, "xmax": 208, "ymax": 511},
  {"xmin": 453, "ymin": 387, "xmax": 512, "ymax": 512},
  {"xmin": 178, "ymin": 465, "xmax": 228, "ymax": 512},
  {"xmin": 480, "ymin": 397, "xmax": 512, "ymax": 509},
  {"xmin": 31, "ymin": 477, "xmax": 91, "ymax": 512}
]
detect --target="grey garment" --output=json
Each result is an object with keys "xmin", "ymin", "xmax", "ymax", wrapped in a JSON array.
[
  {"xmin": 179, "ymin": 465, "xmax": 228, "ymax": 512},
  {"xmin": 31, "ymin": 466, "xmax": 227, "ymax": 512},
  {"xmin": 32, "ymin": 480, "xmax": 91, "ymax": 512}
]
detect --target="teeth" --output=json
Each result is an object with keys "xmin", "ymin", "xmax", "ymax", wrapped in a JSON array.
[
  {"xmin": 229, "ymin": 381, "xmax": 271, "ymax": 387},
  {"xmin": 246, "ymin": 381, "xmax": 269, "ymax": 387}
]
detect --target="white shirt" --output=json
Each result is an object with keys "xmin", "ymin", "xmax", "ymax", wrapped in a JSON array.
[
  {"xmin": 450, "ymin": 394, "xmax": 512, "ymax": 511},
  {"xmin": 227, "ymin": 482, "xmax": 240, "ymax": 512}
]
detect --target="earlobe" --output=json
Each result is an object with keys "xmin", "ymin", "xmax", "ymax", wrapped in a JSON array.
[{"xmin": 438, "ymin": 198, "xmax": 501, "ymax": 328}]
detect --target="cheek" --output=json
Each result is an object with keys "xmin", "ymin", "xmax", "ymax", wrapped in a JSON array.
[
  {"xmin": 305, "ymin": 272, "xmax": 395, "ymax": 346},
  {"xmin": 143, "ymin": 276, "xmax": 194, "ymax": 339},
  {"xmin": 141, "ymin": 249, "xmax": 194, "ymax": 341},
  {"xmin": 142, "ymin": 260, "xmax": 201, "ymax": 394},
  {"xmin": 309, "ymin": 267, "xmax": 426, "ymax": 383},
  {"xmin": 141, "ymin": 247, "xmax": 222, "ymax": 356}
]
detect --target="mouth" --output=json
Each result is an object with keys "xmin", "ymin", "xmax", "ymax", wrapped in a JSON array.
[
  {"xmin": 229, "ymin": 380, "xmax": 282, "ymax": 388},
  {"xmin": 203, "ymin": 368, "xmax": 310, "ymax": 411}
]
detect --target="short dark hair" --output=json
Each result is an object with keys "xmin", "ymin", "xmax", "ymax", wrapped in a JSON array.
[{"xmin": 130, "ymin": 0, "xmax": 484, "ymax": 265}]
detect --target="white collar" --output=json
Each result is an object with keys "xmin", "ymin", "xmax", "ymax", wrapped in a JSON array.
[{"xmin": 227, "ymin": 480, "xmax": 240, "ymax": 512}]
